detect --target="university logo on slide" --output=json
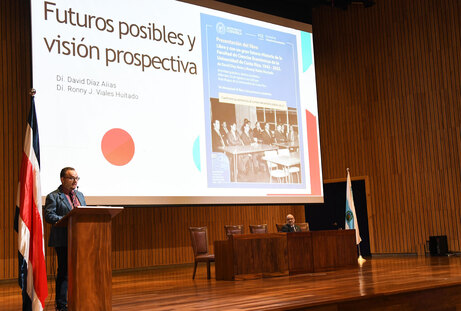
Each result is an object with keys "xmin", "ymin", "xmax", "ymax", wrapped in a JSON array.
[{"xmin": 216, "ymin": 22, "xmax": 226, "ymax": 34}]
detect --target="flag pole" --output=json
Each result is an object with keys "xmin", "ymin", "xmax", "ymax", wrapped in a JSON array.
[
  {"xmin": 357, "ymin": 243, "xmax": 366, "ymax": 266},
  {"xmin": 346, "ymin": 168, "xmax": 366, "ymax": 266}
]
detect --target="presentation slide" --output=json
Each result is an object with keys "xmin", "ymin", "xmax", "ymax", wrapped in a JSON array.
[{"xmin": 31, "ymin": 0, "xmax": 323, "ymax": 205}]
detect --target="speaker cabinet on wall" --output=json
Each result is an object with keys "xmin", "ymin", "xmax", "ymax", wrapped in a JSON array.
[{"xmin": 429, "ymin": 235, "xmax": 448, "ymax": 256}]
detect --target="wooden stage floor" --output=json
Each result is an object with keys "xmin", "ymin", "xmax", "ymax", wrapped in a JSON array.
[{"xmin": 2, "ymin": 256, "xmax": 461, "ymax": 310}]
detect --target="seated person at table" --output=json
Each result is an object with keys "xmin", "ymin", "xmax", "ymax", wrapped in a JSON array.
[
  {"xmin": 240, "ymin": 120, "xmax": 256, "ymax": 145},
  {"xmin": 261, "ymin": 123, "xmax": 274, "ymax": 145},
  {"xmin": 212, "ymin": 119, "xmax": 226, "ymax": 152},
  {"xmin": 221, "ymin": 121, "xmax": 229, "ymax": 137},
  {"xmin": 240, "ymin": 121, "xmax": 260, "ymax": 173},
  {"xmin": 225, "ymin": 122, "xmax": 247, "ymax": 176},
  {"xmin": 287, "ymin": 124, "xmax": 298, "ymax": 143},
  {"xmin": 283, "ymin": 124, "xmax": 289, "ymax": 141},
  {"xmin": 252, "ymin": 121, "xmax": 263, "ymax": 141},
  {"xmin": 281, "ymin": 214, "xmax": 301, "ymax": 232},
  {"xmin": 274, "ymin": 124, "xmax": 287, "ymax": 143},
  {"xmin": 226, "ymin": 122, "xmax": 243, "ymax": 146}
]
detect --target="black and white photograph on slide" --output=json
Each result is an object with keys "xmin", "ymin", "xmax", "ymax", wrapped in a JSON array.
[{"xmin": 209, "ymin": 98, "xmax": 302, "ymax": 184}]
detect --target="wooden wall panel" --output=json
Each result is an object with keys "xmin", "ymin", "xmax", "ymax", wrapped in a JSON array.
[
  {"xmin": 0, "ymin": 0, "xmax": 31, "ymax": 280},
  {"xmin": 2, "ymin": 0, "xmax": 461, "ymax": 281},
  {"xmin": 108, "ymin": 205, "xmax": 303, "ymax": 270},
  {"xmin": 313, "ymin": 0, "xmax": 461, "ymax": 254}
]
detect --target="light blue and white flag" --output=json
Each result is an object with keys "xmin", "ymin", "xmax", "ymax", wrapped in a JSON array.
[{"xmin": 345, "ymin": 169, "xmax": 361, "ymax": 245}]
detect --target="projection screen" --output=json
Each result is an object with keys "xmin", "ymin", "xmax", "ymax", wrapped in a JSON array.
[{"xmin": 31, "ymin": 0, "xmax": 323, "ymax": 205}]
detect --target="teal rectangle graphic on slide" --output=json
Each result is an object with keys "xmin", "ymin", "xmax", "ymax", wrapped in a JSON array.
[{"xmin": 201, "ymin": 13, "xmax": 304, "ymax": 187}]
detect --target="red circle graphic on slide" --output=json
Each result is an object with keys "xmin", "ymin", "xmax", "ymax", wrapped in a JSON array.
[{"xmin": 101, "ymin": 128, "xmax": 135, "ymax": 166}]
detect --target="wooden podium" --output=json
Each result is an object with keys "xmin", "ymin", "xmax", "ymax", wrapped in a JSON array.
[{"xmin": 56, "ymin": 206, "xmax": 123, "ymax": 310}]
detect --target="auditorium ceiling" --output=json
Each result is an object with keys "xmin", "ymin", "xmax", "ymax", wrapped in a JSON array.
[{"xmin": 215, "ymin": 0, "xmax": 375, "ymax": 24}]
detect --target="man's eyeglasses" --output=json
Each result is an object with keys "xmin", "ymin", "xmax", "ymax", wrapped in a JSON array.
[{"xmin": 65, "ymin": 176, "xmax": 80, "ymax": 181}]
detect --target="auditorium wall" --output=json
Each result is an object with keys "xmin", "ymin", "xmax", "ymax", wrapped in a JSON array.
[
  {"xmin": 312, "ymin": 0, "xmax": 461, "ymax": 255},
  {"xmin": 1, "ymin": 0, "xmax": 460, "ymax": 280}
]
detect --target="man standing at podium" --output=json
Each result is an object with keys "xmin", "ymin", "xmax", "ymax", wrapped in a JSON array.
[
  {"xmin": 44, "ymin": 167, "xmax": 86, "ymax": 311},
  {"xmin": 281, "ymin": 214, "xmax": 301, "ymax": 232}
]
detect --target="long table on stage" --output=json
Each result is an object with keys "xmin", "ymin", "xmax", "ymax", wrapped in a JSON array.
[{"xmin": 214, "ymin": 230, "xmax": 357, "ymax": 280}]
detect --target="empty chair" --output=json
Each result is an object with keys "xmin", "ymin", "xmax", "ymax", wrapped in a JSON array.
[
  {"xmin": 277, "ymin": 148, "xmax": 300, "ymax": 183},
  {"xmin": 189, "ymin": 226, "xmax": 215, "ymax": 279},
  {"xmin": 277, "ymin": 148, "xmax": 290, "ymax": 156},
  {"xmin": 224, "ymin": 225, "xmax": 244, "ymax": 238},
  {"xmin": 298, "ymin": 222, "xmax": 310, "ymax": 232},
  {"xmin": 275, "ymin": 223, "xmax": 284, "ymax": 232},
  {"xmin": 264, "ymin": 150, "xmax": 288, "ymax": 183},
  {"xmin": 249, "ymin": 224, "xmax": 268, "ymax": 234}
]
